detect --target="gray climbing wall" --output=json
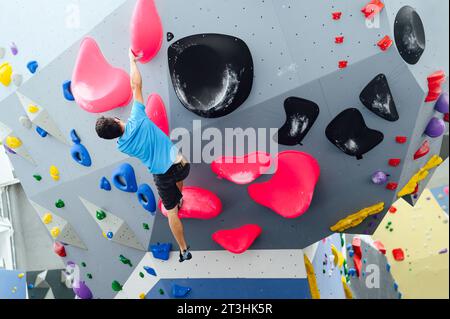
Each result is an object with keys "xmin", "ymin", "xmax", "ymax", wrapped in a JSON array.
[{"xmin": 0, "ymin": 0, "xmax": 448, "ymax": 299}]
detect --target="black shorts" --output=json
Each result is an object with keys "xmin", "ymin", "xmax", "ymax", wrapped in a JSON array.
[{"xmin": 153, "ymin": 162, "xmax": 191, "ymax": 211}]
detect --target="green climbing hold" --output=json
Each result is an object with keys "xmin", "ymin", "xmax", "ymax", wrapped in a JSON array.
[
  {"xmin": 112, "ymin": 280, "xmax": 123, "ymax": 292},
  {"xmin": 81, "ymin": 262, "xmax": 87, "ymax": 267},
  {"xmin": 139, "ymin": 272, "xmax": 144, "ymax": 278},
  {"xmin": 119, "ymin": 255, "xmax": 133, "ymax": 267},
  {"xmin": 33, "ymin": 174, "xmax": 42, "ymax": 181},
  {"xmin": 143, "ymin": 223, "xmax": 150, "ymax": 230},
  {"xmin": 340, "ymin": 233, "xmax": 345, "ymax": 247},
  {"xmin": 87, "ymin": 273, "xmax": 93, "ymax": 279},
  {"xmin": 159, "ymin": 288, "xmax": 165, "ymax": 295},
  {"xmin": 322, "ymin": 269, "xmax": 326, "ymax": 274},
  {"xmin": 96, "ymin": 210, "xmax": 107, "ymax": 220},
  {"xmin": 55, "ymin": 199, "xmax": 65, "ymax": 208}
]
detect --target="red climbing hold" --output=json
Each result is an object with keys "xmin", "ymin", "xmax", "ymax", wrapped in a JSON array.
[
  {"xmin": 389, "ymin": 206, "xmax": 397, "ymax": 214},
  {"xmin": 396, "ymin": 136, "xmax": 407, "ymax": 144},
  {"xmin": 54, "ymin": 242, "xmax": 66, "ymax": 257},
  {"xmin": 444, "ymin": 113, "xmax": 449, "ymax": 123},
  {"xmin": 361, "ymin": 0, "xmax": 385, "ymax": 20},
  {"xmin": 211, "ymin": 152, "xmax": 272, "ymax": 185},
  {"xmin": 248, "ymin": 151, "xmax": 320, "ymax": 219},
  {"xmin": 425, "ymin": 71, "xmax": 446, "ymax": 102},
  {"xmin": 146, "ymin": 94, "xmax": 169, "ymax": 136},
  {"xmin": 352, "ymin": 237, "xmax": 362, "ymax": 256},
  {"xmin": 392, "ymin": 248, "xmax": 405, "ymax": 261},
  {"xmin": 212, "ymin": 224, "xmax": 262, "ymax": 254},
  {"xmin": 159, "ymin": 186, "xmax": 222, "ymax": 219},
  {"xmin": 71, "ymin": 37, "xmax": 132, "ymax": 113},
  {"xmin": 332, "ymin": 12, "xmax": 343, "ymax": 20},
  {"xmin": 338, "ymin": 60, "xmax": 348, "ymax": 69},
  {"xmin": 335, "ymin": 36, "xmax": 344, "ymax": 44},
  {"xmin": 373, "ymin": 240, "xmax": 386, "ymax": 255},
  {"xmin": 377, "ymin": 35, "xmax": 393, "ymax": 51},
  {"xmin": 414, "ymin": 140, "xmax": 430, "ymax": 160},
  {"xmin": 386, "ymin": 182, "xmax": 398, "ymax": 191},
  {"xmin": 389, "ymin": 158, "xmax": 401, "ymax": 167},
  {"xmin": 130, "ymin": 0, "xmax": 163, "ymax": 64}
]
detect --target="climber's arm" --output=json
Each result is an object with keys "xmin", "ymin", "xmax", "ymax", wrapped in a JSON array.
[{"xmin": 129, "ymin": 49, "xmax": 144, "ymax": 105}]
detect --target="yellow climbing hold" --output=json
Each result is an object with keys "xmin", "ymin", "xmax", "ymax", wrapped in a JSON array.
[
  {"xmin": 139, "ymin": 293, "xmax": 146, "ymax": 299},
  {"xmin": 304, "ymin": 254, "xmax": 320, "ymax": 299},
  {"xmin": 0, "ymin": 62, "xmax": 13, "ymax": 86},
  {"xmin": 42, "ymin": 213, "xmax": 53, "ymax": 225},
  {"xmin": 330, "ymin": 202, "xmax": 385, "ymax": 233},
  {"xmin": 28, "ymin": 104, "xmax": 40, "ymax": 114},
  {"xmin": 50, "ymin": 227, "xmax": 60, "ymax": 238},
  {"xmin": 341, "ymin": 276, "xmax": 353, "ymax": 299},
  {"xmin": 49, "ymin": 165, "xmax": 60, "ymax": 181},
  {"xmin": 397, "ymin": 155, "xmax": 443, "ymax": 198},
  {"xmin": 5, "ymin": 136, "xmax": 22, "ymax": 149},
  {"xmin": 331, "ymin": 244, "xmax": 345, "ymax": 268},
  {"xmin": 102, "ymin": 232, "xmax": 108, "ymax": 239},
  {"xmin": 18, "ymin": 273, "xmax": 25, "ymax": 279}
]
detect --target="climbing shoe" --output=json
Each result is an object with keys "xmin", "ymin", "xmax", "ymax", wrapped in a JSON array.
[{"xmin": 179, "ymin": 246, "xmax": 192, "ymax": 263}]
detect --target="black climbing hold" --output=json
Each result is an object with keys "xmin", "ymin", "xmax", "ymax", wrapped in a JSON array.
[
  {"xmin": 168, "ymin": 34, "xmax": 254, "ymax": 118},
  {"xmin": 394, "ymin": 6, "xmax": 425, "ymax": 65},
  {"xmin": 275, "ymin": 97, "xmax": 320, "ymax": 146},
  {"xmin": 326, "ymin": 108, "xmax": 384, "ymax": 160},
  {"xmin": 360, "ymin": 74, "xmax": 399, "ymax": 122},
  {"xmin": 167, "ymin": 32, "xmax": 174, "ymax": 42}
]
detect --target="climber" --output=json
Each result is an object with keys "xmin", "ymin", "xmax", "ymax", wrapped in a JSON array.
[{"xmin": 95, "ymin": 49, "xmax": 192, "ymax": 263}]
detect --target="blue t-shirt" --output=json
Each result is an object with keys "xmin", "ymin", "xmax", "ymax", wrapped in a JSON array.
[{"xmin": 117, "ymin": 101, "xmax": 178, "ymax": 174}]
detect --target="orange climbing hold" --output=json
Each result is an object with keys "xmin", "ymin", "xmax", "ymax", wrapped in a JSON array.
[
  {"xmin": 212, "ymin": 224, "xmax": 262, "ymax": 254},
  {"xmin": 361, "ymin": 0, "xmax": 385, "ymax": 20}
]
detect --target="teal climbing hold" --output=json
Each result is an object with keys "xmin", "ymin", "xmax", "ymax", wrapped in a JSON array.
[
  {"xmin": 172, "ymin": 284, "xmax": 191, "ymax": 298},
  {"xmin": 100, "ymin": 177, "xmax": 112, "ymax": 191}
]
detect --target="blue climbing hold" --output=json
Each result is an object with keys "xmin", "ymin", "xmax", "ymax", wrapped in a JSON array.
[
  {"xmin": 349, "ymin": 250, "xmax": 354, "ymax": 257},
  {"xmin": 394, "ymin": 282, "xmax": 399, "ymax": 291},
  {"xmin": 28, "ymin": 283, "xmax": 34, "ymax": 289},
  {"xmin": 112, "ymin": 163, "xmax": 138, "ymax": 193},
  {"xmin": 348, "ymin": 268, "xmax": 356, "ymax": 277},
  {"xmin": 100, "ymin": 177, "xmax": 112, "ymax": 191},
  {"xmin": 27, "ymin": 61, "xmax": 39, "ymax": 74},
  {"xmin": 386, "ymin": 263, "xmax": 391, "ymax": 272},
  {"xmin": 172, "ymin": 284, "xmax": 191, "ymax": 298},
  {"xmin": 346, "ymin": 244, "xmax": 352, "ymax": 250},
  {"xmin": 137, "ymin": 184, "xmax": 156, "ymax": 214},
  {"xmin": 70, "ymin": 129, "xmax": 81, "ymax": 144},
  {"xmin": 143, "ymin": 266, "xmax": 157, "ymax": 276},
  {"xmin": 70, "ymin": 144, "xmax": 92, "ymax": 167},
  {"xmin": 150, "ymin": 243, "xmax": 172, "ymax": 261},
  {"xmin": 107, "ymin": 232, "xmax": 114, "ymax": 239},
  {"xmin": 36, "ymin": 126, "xmax": 48, "ymax": 138},
  {"xmin": 62, "ymin": 80, "xmax": 75, "ymax": 101}
]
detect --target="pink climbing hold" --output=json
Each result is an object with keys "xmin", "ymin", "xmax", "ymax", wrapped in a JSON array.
[
  {"xmin": 212, "ymin": 224, "xmax": 262, "ymax": 254},
  {"xmin": 211, "ymin": 151, "xmax": 272, "ymax": 185},
  {"xmin": 130, "ymin": 0, "xmax": 163, "ymax": 64},
  {"xmin": 71, "ymin": 37, "xmax": 132, "ymax": 113},
  {"xmin": 373, "ymin": 240, "xmax": 386, "ymax": 255},
  {"xmin": 247, "ymin": 151, "xmax": 320, "ymax": 219},
  {"xmin": 159, "ymin": 186, "xmax": 222, "ymax": 219},
  {"xmin": 146, "ymin": 94, "xmax": 169, "ymax": 136}
]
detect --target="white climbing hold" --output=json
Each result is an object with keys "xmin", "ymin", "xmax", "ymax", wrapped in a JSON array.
[
  {"xmin": 30, "ymin": 200, "xmax": 87, "ymax": 250},
  {"xmin": 16, "ymin": 91, "xmax": 70, "ymax": 145},
  {"xmin": 0, "ymin": 47, "xmax": 5, "ymax": 59},
  {"xmin": 12, "ymin": 73, "xmax": 23, "ymax": 87},
  {"xmin": 79, "ymin": 197, "xmax": 145, "ymax": 251},
  {"xmin": 19, "ymin": 116, "xmax": 32, "ymax": 129}
]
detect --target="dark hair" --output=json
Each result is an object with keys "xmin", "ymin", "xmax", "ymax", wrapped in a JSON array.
[{"xmin": 95, "ymin": 117, "xmax": 123, "ymax": 140}]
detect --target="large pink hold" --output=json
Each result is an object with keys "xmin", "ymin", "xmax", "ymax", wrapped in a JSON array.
[
  {"xmin": 130, "ymin": 0, "xmax": 163, "ymax": 64},
  {"xmin": 248, "ymin": 151, "xmax": 320, "ymax": 219},
  {"xmin": 159, "ymin": 186, "xmax": 222, "ymax": 219},
  {"xmin": 146, "ymin": 94, "xmax": 169, "ymax": 136},
  {"xmin": 72, "ymin": 37, "xmax": 132, "ymax": 113},
  {"xmin": 212, "ymin": 224, "xmax": 262, "ymax": 254},
  {"xmin": 211, "ymin": 152, "xmax": 272, "ymax": 185}
]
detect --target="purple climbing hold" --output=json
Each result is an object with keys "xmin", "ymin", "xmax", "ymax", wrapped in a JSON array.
[
  {"xmin": 435, "ymin": 93, "xmax": 449, "ymax": 114},
  {"xmin": 371, "ymin": 171, "xmax": 388, "ymax": 185},
  {"xmin": 100, "ymin": 177, "xmax": 112, "ymax": 191},
  {"xmin": 425, "ymin": 117, "xmax": 446, "ymax": 138},
  {"xmin": 4, "ymin": 145, "xmax": 16, "ymax": 154},
  {"xmin": 73, "ymin": 281, "xmax": 93, "ymax": 299},
  {"xmin": 10, "ymin": 42, "xmax": 18, "ymax": 56}
]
